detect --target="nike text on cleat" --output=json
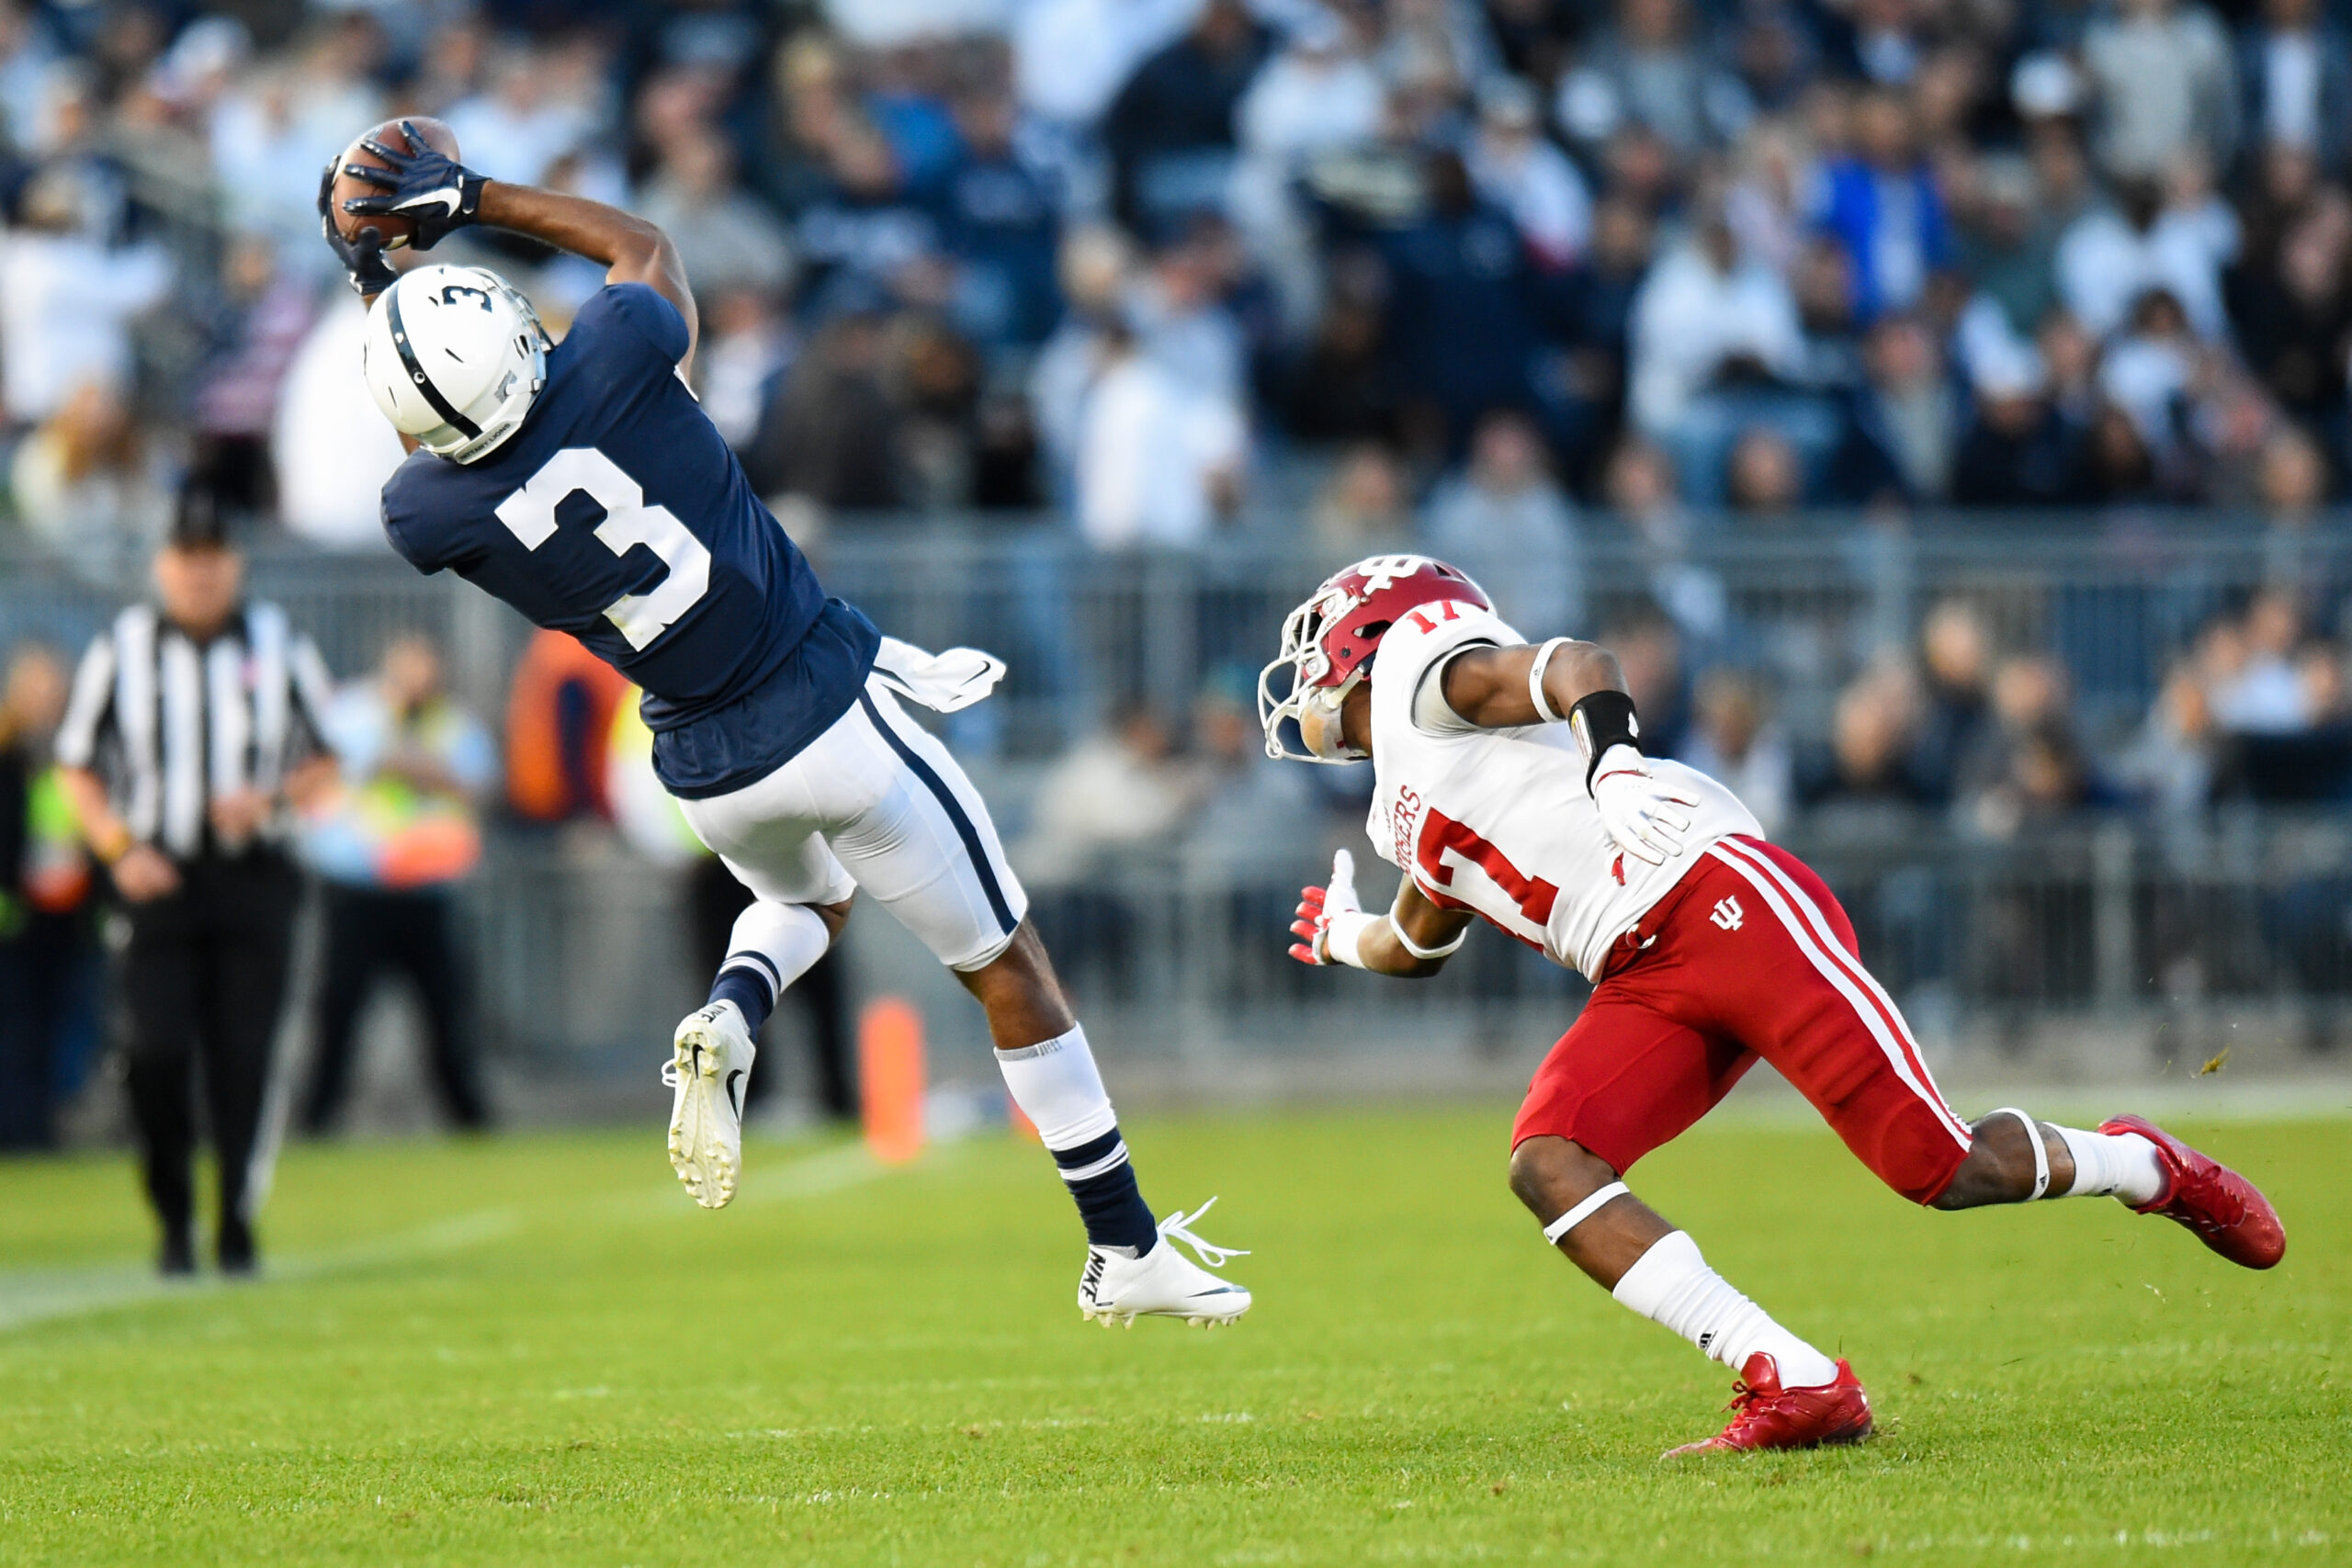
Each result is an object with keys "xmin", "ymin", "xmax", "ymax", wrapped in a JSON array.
[
  {"xmin": 1076, "ymin": 1198, "xmax": 1252, "ymax": 1328},
  {"xmin": 2098, "ymin": 1113, "xmax": 2286, "ymax": 1269},
  {"xmin": 662, "ymin": 1001, "xmax": 755, "ymax": 1210},
  {"xmin": 1662, "ymin": 1354, "xmax": 1872, "ymax": 1459}
]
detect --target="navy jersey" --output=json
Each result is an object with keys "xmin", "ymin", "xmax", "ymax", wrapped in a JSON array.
[{"xmin": 381, "ymin": 284, "xmax": 877, "ymax": 798}]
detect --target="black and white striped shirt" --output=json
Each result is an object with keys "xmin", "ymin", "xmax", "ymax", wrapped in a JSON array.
[{"xmin": 56, "ymin": 602, "xmax": 337, "ymax": 860}]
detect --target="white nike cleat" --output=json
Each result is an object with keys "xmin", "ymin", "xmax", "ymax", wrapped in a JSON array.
[
  {"xmin": 662, "ymin": 1001, "xmax": 755, "ymax": 1210},
  {"xmin": 1078, "ymin": 1198, "xmax": 1253, "ymax": 1328}
]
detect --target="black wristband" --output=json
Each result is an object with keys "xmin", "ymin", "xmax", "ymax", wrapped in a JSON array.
[{"xmin": 1567, "ymin": 689, "xmax": 1642, "ymax": 792}]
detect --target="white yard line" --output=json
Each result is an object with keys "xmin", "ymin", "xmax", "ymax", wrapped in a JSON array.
[
  {"xmin": 0, "ymin": 1207, "xmax": 525, "ymax": 1335},
  {"xmin": 0, "ymin": 1138, "xmax": 926, "ymax": 1336},
  {"xmin": 732, "ymin": 1139, "xmax": 902, "ymax": 1205},
  {"xmin": 0, "ymin": 1264, "xmax": 186, "ymax": 1334}
]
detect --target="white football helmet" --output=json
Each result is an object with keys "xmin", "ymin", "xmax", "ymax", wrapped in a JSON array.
[{"xmin": 361, "ymin": 264, "xmax": 549, "ymax": 463}]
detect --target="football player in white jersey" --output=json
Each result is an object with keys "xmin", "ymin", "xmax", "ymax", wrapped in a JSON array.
[{"xmin": 1262, "ymin": 555, "xmax": 2285, "ymax": 1455}]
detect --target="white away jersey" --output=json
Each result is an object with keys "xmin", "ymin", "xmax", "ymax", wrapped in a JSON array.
[{"xmin": 1363, "ymin": 598, "xmax": 1760, "ymax": 979}]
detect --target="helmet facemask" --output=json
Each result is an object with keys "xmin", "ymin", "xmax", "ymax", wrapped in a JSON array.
[
  {"xmin": 1259, "ymin": 553, "xmax": 1495, "ymax": 766},
  {"xmin": 1258, "ymin": 590, "xmax": 1373, "ymax": 764}
]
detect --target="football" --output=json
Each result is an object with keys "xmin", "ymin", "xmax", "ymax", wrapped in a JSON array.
[{"xmin": 328, "ymin": 115, "xmax": 460, "ymax": 249}]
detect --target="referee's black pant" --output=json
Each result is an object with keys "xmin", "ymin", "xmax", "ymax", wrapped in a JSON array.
[
  {"xmin": 117, "ymin": 852, "xmax": 300, "ymax": 1244},
  {"xmin": 301, "ymin": 884, "xmax": 489, "ymax": 1133}
]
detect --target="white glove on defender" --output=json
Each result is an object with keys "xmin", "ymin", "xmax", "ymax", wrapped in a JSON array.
[
  {"xmin": 1290, "ymin": 849, "xmax": 1379, "ymax": 967},
  {"xmin": 1590, "ymin": 744, "xmax": 1698, "ymax": 866}
]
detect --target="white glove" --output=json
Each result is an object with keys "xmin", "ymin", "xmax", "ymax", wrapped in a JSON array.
[
  {"xmin": 1289, "ymin": 849, "xmax": 1378, "ymax": 967},
  {"xmin": 1590, "ymin": 745, "xmax": 1698, "ymax": 866}
]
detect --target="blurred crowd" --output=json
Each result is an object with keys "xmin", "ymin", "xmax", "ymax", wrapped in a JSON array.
[
  {"xmin": 1723, "ymin": 587, "xmax": 2352, "ymax": 840},
  {"xmin": 1000, "ymin": 581, "xmax": 2352, "ymax": 896},
  {"xmin": 3, "ymin": 0, "xmax": 2352, "ymax": 564},
  {"xmin": 15, "ymin": 0, "xmax": 2352, "ymax": 1155}
]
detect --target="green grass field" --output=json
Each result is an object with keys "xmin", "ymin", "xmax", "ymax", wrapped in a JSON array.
[{"xmin": 0, "ymin": 1106, "xmax": 2345, "ymax": 1566}]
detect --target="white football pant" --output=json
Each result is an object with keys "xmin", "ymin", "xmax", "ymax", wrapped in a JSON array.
[{"xmin": 677, "ymin": 673, "xmax": 1028, "ymax": 973}]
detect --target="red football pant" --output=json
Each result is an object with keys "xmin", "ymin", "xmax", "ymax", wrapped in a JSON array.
[{"xmin": 1513, "ymin": 836, "xmax": 1974, "ymax": 1204}]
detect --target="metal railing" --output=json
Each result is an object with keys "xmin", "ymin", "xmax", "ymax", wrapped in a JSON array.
[
  {"xmin": 0, "ymin": 544, "xmax": 522, "ymax": 726},
  {"xmin": 7, "ymin": 515, "xmax": 2352, "ymax": 1083},
  {"xmin": 809, "ymin": 512, "xmax": 2343, "ymax": 750},
  {"xmin": 457, "ymin": 810, "xmax": 2352, "ymax": 1077},
  {"xmin": 5, "ymin": 510, "xmax": 2341, "ymax": 749}
]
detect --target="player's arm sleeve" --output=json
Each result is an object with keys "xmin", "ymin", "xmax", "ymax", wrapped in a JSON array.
[{"xmin": 54, "ymin": 633, "xmax": 116, "ymax": 772}]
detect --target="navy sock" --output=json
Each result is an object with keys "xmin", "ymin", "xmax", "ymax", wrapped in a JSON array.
[
  {"xmin": 1052, "ymin": 1127, "xmax": 1159, "ymax": 1254},
  {"xmin": 707, "ymin": 964, "xmax": 776, "ymax": 1035}
]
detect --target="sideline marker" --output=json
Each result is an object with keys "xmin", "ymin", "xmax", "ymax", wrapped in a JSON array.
[{"xmin": 859, "ymin": 998, "xmax": 925, "ymax": 1165}]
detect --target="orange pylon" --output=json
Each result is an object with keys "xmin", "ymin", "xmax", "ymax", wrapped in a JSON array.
[{"xmin": 859, "ymin": 998, "xmax": 925, "ymax": 1165}]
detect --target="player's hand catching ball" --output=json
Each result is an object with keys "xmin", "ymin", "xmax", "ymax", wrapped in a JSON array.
[
  {"xmin": 1590, "ymin": 744, "xmax": 1698, "ymax": 866},
  {"xmin": 1290, "ymin": 849, "xmax": 1376, "ymax": 966},
  {"xmin": 317, "ymin": 159, "xmax": 396, "ymax": 296},
  {"xmin": 339, "ymin": 120, "xmax": 488, "ymax": 252}
]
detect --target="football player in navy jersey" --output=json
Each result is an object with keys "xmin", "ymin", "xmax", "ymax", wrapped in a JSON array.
[{"xmin": 323, "ymin": 124, "xmax": 1249, "ymax": 1328}]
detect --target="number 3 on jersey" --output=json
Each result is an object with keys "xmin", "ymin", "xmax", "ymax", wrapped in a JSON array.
[{"xmin": 493, "ymin": 447, "xmax": 711, "ymax": 650}]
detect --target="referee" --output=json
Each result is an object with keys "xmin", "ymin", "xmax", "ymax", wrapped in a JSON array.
[{"xmin": 56, "ymin": 499, "xmax": 338, "ymax": 1276}]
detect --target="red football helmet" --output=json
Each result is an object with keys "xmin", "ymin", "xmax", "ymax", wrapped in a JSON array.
[{"xmin": 1258, "ymin": 554, "xmax": 1492, "ymax": 762}]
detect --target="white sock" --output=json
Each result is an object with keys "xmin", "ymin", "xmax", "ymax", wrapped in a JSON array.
[
  {"xmin": 1611, "ymin": 1231, "xmax": 1841, "ymax": 1390},
  {"xmin": 719, "ymin": 900, "xmax": 831, "ymax": 998},
  {"xmin": 994, "ymin": 1023, "xmax": 1160, "ymax": 1256},
  {"xmin": 993, "ymin": 1023, "xmax": 1118, "ymax": 1151},
  {"xmin": 2054, "ymin": 1125, "xmax": 2165, "ymax": 1205}
]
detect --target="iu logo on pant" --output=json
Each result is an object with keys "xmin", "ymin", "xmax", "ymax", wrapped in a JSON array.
[{"xmin": 1710, "ymin": 895, "xmax": 1745, "ymax": 931}]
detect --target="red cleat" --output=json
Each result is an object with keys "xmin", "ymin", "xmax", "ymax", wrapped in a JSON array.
[
  {"xmin": 1661, "ymin": 1354, "xmax": 1872, "ymax": 1458},
  {"xmin": 2099, "ymin": 1114, "xmax": 2286, "ymax": 1269}
]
